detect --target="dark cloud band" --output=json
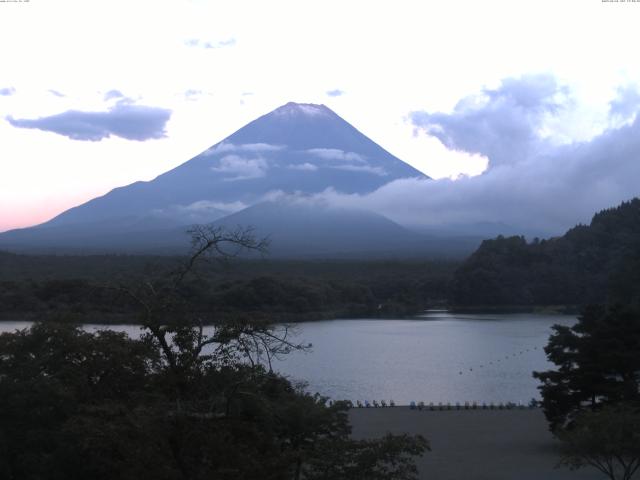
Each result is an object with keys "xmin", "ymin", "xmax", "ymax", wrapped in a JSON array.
[
  {"xmin": 411, "ymin": 74, "xmax": 566, "ymax": 169},
  {"xmin": 7, "ymin": 103, "xmax": 172, "ymax": 141},
  {"xmin": 317, "ymin": 75, "xmax": 640, "ymax": 236}
]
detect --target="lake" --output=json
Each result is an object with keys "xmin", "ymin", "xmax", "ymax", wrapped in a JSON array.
[{"xmin": 0, "ymin": 311, "xmax": 575, "ymax": 405}]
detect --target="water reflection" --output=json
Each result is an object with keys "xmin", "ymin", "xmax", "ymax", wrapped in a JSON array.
[{"xmin": 0, "ymin": 312, "xmax": 575, "ymax": 404}]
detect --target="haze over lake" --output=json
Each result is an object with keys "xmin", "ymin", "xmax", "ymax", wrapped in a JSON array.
[{"xmin": 0, "ymin": 311, "xmax": 574, "ymax": 405}]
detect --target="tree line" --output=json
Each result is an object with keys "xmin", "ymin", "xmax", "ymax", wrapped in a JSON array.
[
  {"xmin": 452, "ymin": 198, "xmax": 640, "ymax": 309},
  {"xmin": 0, "ymin": 254, "xmax": 455, "ymax": 323}
]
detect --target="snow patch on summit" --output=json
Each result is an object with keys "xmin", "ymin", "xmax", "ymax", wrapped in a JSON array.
[{"xmin": 274, "ymin": 102, "xmax": 331, "ymax": 118}]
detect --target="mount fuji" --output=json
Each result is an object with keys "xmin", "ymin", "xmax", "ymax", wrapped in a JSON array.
[{"xmin": 0, "ymin": 102, "xmax": 481, "ymax": 257}]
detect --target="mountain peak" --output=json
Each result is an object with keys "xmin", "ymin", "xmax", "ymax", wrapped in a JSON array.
[
  {"xmin": 3, "ymin": 101, "xmax": 428, "ymax": 246},
  {"xmin": 272, "ymin": 102, "xmax": 333, "ymax": 118}
]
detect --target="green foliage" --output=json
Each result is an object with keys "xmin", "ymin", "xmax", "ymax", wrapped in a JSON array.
[
  {"xmin": 557, "ymin": 404, "xmax": 640, "ymax": 480},
  {"xmin": 0, "ymin": 322, "xmax": 428, "ymax": 479},
  {"xmin": 303, "ymin": 433, "xmax": 429, "ymax": 480},
  {"xmin": 533, "ymin": 305, "xmax": 640, "ymax": 432},
  {"xmin": 0, "ymin": 257, "xmax": 456, "ymax": 323},
  {"xmin": 0, "ymin": 226, "xmax": 428, "ymax": 479},
  {"xmin": 453, "ymin": 198, "xmax": 640, "ymax": 307},
  {"xmin": 0, "ymin": 323, "xmax": 158, "ymax": 479}
]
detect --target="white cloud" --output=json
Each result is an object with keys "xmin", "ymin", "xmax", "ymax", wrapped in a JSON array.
[
  {"xmin": 305, "ymin": 147, "xmax": 386, "ymax": 175},
  {"xmin": 306, "ymin": 148, "xmax": 365, "ymax": 163},
  {"xmin": 331, "ymin": 164, "xmax": 387, "ymax": 176},
  {"xmin": 182, "ymin": 200, "xmax": 246, "ymax": 213},
  {"xmin": 205, "ymin": 141, "xmax": 286, "ymax": 156},
  {"xmin": 287, "ymin": 162, "xmax": 318, "ymax": 171},
  {"xmin": 176, "ymin": 200, "xmax": 246, "ymax": 214},
  {"xmin": 210, "ymin": 154, "xmax": 268, "ymax": 181},
  {"xmin": 185, "ymin": 38, "xmax": 236, "ymax": 49},
  {"xmin": 151, "ymin": 199, "xmax": 246, "ymax": 223}
]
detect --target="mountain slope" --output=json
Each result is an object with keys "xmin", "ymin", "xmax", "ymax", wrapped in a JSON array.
[
  {"xmin": 38, "ymin": 102, "xmax": 426, "ymax": 229},
  {"xmin": 0, "ymin": 102, "xmax": 434, "ymax": 256},
  {"xmin": 213, "ymin": 200, "xmax": 428, "ymax": 257}
]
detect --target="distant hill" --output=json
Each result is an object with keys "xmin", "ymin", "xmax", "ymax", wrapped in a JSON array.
[
  {"xmin": 212, "ymin": 200, "xmax": 481, "ymax": 258},
  {"xmin": 451, "ymin": 198, "xmax": 640, "ymax": 308},
  {"xmin": 0, "ymin": 200, "xmax": 482, "ymax": 258}
]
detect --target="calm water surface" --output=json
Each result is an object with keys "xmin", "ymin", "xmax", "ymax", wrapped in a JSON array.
[{"xmin": 0, "ymin": 311, "xmax": 575, "ymax": 404}]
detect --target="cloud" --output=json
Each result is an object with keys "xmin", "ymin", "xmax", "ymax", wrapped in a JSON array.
[
  {"xmin": 332, "ymin": 164, "xmax": 387, "ymax": 176},
  {"xmin": 287, "ymin": 162, "xmax": 318, "ymax": 171},
  {"xmin": 185, "ymin": 89, "xmax": 202, "ymax": 100},
  {"xmin": 104, "ymin": 89, "xmax": 125, "ymax": 101},
  {"xmin": 49, "ymin": 89, "xmax": 65, "ymax": 98},
  {"xmin": 152, "ymin": 200, "xmax": 246, "ymax": 223},
  {"xmin": 0, "ymin": 87, "xmax": 15, "ymax": 96},
  {"xmin": 185, "ymin": 38, "xmax": 236, "ymax": 49},
  {"xmin": 306, "ymin": 148, "xmax": 365, "ymax": 163},
  {"xmin": 609, "ymin": 84, "xmax": 640, "ymax": 122},
  {"xmin": 304, "ymin": 147, "xmax": 387, "ymax": 175},
  {"xmin": 411, "ymin": 74, "xmax": 568, "ymax": 169},
  {"xmin": 168, "ymin": 200, "xmax": 246, "ymax": 215},
  {"xmin": 6, "ymin": 103, "xmax": 172, "ymax": 141},
  {"xmin": 187, "ymin": 200, "xmax": 247, "ymax": 213},
  {"xmin": 326, "ymin": 89, "xmax": 344, "ymax": 97},
  {"xmin": 208, "ymin": 38, "xmax": 236, "ymax": 48},
  {"xmin": 205, "ymin": 142, "xmax": 286, "ymax": 155},
  {"xmin": 289, "ymin": 75, "xmax": 640, "ymax": 237},
  {"xmin": 210, "ymin": 154, "xmax": 268, "ymax": 181}
]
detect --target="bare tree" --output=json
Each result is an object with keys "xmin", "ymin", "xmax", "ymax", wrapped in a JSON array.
[{"xmin": 115, "ymin": 225, "xmax": 308, "ymax": 402}]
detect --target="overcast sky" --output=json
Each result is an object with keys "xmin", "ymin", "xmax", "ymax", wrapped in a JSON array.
[{"xmin": 1, "ymin": 0, "xmax": 639, "ymax": 233}]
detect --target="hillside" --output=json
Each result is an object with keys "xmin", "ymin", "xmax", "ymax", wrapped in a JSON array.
[{"xmin": 451, "ymin": 198, "xmax": 640, "ymax": 308}]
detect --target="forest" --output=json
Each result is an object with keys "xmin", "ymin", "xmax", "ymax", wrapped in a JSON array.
[
  {"xmin": 452, "ymin": 198, "xmax": 640, "ymax": 309},
  {"xmin": 2, "ymin": 199, "xmax": 640, "ymax": 323},
  {"xmin": 0, "ymin": 250, "xmax": 456, "ymax": 324}
]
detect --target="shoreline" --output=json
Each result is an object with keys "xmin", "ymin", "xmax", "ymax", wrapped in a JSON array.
[{"xmin": 0, "ymin": 305, "xmax": 578, "ymax": 325}]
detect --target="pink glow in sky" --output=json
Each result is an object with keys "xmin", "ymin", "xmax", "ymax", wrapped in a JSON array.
[{"xmin": 1, "ymin": 0, "xmax": 639, "ymax": 233}]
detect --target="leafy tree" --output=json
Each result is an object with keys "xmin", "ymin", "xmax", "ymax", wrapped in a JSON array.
[
  {"xmin": 557, "ymin": 404, "xmax": 640, "ymax": 480},
  {"xmin": 533, "ymin": 304, "xmax": 640, "ymax": 431},
  {"xmin": 0, "ymin": 225, "xmax": 429, "ymax": 479}
]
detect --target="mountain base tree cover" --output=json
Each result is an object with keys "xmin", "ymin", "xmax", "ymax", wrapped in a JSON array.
[
  {"xmin": 0, "ymin": 226, "xmax": 429, "ymax": 479},
  {"xmin": 0, "ymin": 251, "xmax": 457, "ymax": 325}
]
